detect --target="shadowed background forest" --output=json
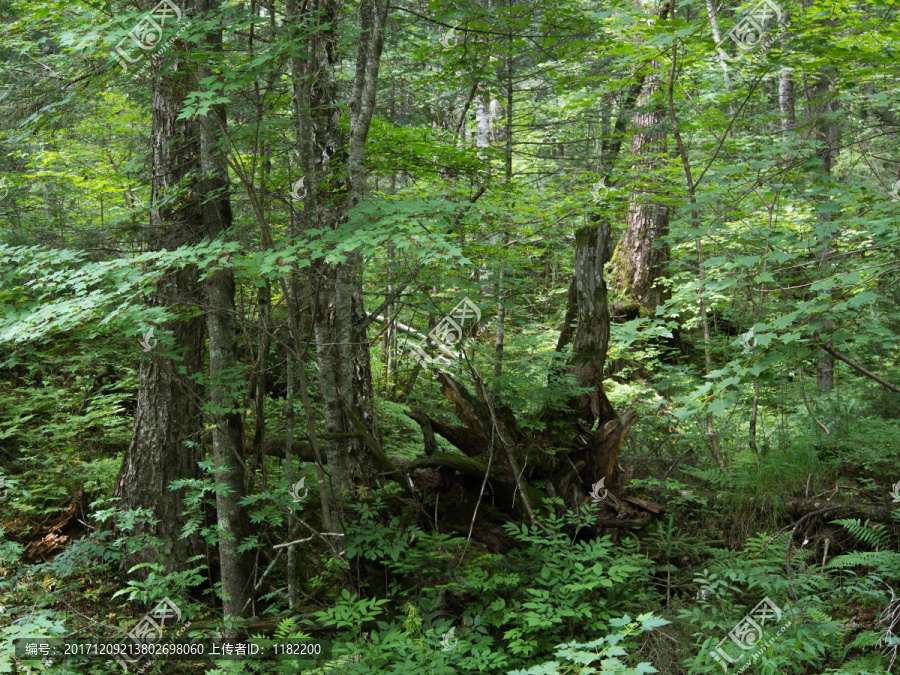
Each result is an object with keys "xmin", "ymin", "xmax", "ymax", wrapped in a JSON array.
[{"xmin": 0, "ymin": 0, "xmax": 899, "ymax": 672}]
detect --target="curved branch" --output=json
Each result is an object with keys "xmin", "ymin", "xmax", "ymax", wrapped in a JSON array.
[{"xmin": 818, "ymin": 343, "xmax": 900, "ymax": 393}]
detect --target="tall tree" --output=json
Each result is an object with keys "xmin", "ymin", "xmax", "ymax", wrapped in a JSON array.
[
  {"xmin": 197, "ymin": 0, "xmax": 253, "ymax": 619},
  {"xmin": 609, "ymin": 52, "xmax": 670, "ymax": 315},
  {"xmin": 807, "ymin": 71, "xmax": 840, "ymax": 391},
  {"xmin": 113, "ymin": 4, "xmax": 206, "ymax": 575},
  {"xmin": 310, "ymin": 0, "xmax": 393, "ymax": 516}
]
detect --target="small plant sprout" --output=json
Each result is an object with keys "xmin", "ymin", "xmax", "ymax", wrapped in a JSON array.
[{"xmin": 289, "ymin": 477, "xmax": 309, "ymax": 502}]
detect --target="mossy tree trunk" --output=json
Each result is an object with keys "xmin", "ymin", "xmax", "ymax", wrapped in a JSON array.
[{"xmin": 113, "ymin": 3, "xmax": 206, "ymax": 576}]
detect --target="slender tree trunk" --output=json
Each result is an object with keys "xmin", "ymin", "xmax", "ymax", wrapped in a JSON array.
[
  {"xmin": 282, "ymin": 0, "xmax": 340, "ymax": 529},
  {"xmin": 808, "ymin": 73, "xmax": 839, "ymax": 391},
  {"xmin": 749, "ymin": 378, "xmax": 759, "ymax": 455},
  {"xmin": 252, "ymin": 281, "xmax": 272, "ymax": 473},
  {"xmin": 705, "ymin": 0, "xmax": 730, "ymax": 84},
  {"xmin": 777, "ymin": 9, "xmax": 794, "ymax": 140},
  {"xmin": 384, "ymin": 238, "xmax": 395, "ymax": 389},
  {"xmin": 284, "ymin": 353, "xmax": 298, "ymax": 609},
  {"xmin": 312, "ymin": 0, "xmax": 391, "ymax": 511},
  {"xmin": 666, "ymin": 46, "xmax": 726, "ymax": 469},
  {"xmin": 494, "ymin": 64, "xmax": 514, "ymax": 379},
  {"xmin": 779, "ymin": 70, "xmax": 795, "ymax": 139},
  {"xmin": 198, "ymin": 0, "xmax": 253, "ymax": 619}
]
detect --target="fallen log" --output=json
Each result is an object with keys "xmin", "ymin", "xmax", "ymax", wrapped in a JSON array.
[
  {"xmin": 784, "ymin": 498, "xmax": 896, "ymax": 523},
  {"xmin": 405, "ymin": 409, "xmax": 487, "ymax": 457},
  {"xmin": 260, "ymin": 437, "xmax": 319, "ymax": 463}
]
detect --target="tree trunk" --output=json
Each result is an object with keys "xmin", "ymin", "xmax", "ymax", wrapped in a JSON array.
[
  {"xmin": 113, "ymin": 6, "xmax": 205, "ymax": 575},
  {"xmin": 197, "ymin": 0, "xmax": 253, "ymax": 619},
  {"xmin": 808, "ymin": 73, "xmax": 839, "ymax": 391},
  {"xmin": 570, "ymin": 221, "xmax": 635, "ymax": 487},
  {"xmin": 312, "ymin": 0, "xmax": 391, "ymax": 513},
  {"xmin": 609, "ymin": 54, "xmax": 670, "ymax": 314}
]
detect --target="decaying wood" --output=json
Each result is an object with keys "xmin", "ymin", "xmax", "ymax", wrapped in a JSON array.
[
  {"xmin": 393, "ymin": 453, "xmax": 513, "ymax": 484},
  {"xmin": 784, "ymin": 498, "xmax": 897, "ymax": 523},
  {"xmin": 404, "ymin": 409, "xmax": 487, "ymax": 457},
  {"xmin": 436, "ymin": 371, "xmax": 521, "ymax": 447},
  {"xmin": 623, "ymin": 495, "xmax": 665, "ymax": 514},
  {"xmin": 405, "ymin": 409, "xmax": 439, "ymax": 456}
]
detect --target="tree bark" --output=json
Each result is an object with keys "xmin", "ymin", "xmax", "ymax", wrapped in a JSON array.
[
  {"xmin": 113, "ymin": 4, "xmax": 205, "ymax": 576},
  {"xmin": 808, "ymin": 69, "xmax": 839, "ymax": 391},
  {"xmin": 311, "ymin": 0, "xmax": 391, "ymax": 513},
  {"xmin": 197, "ymin": 0, "xmax": 253, "ymax": 620},
  {"xmin": 572, "ymin": 222, "xmax": 618, "ymax": 428},
  {"xmin": 609, "ymin": 19, "xmax": 670, "ymax": 314}
]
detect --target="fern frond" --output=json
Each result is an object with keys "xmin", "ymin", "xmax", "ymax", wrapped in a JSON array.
[
  {"xmin": 808, "ymin": 608, "xmax": 836, "ymax": 623},
  {"xmin": 274, "ymin": 616, "xmax": 298, "ymax": 641},
  {"xmin": 841, "ymin": 629, "xmax": 884, "ymax": 660},
  {"xmin": 827, "ymin": 550, "xmax": 900, "ymax": 582},
  {"xmin": 832, "ymin": 519, "xmax": 891, "ymax": 549},
  {"xmin": 744, "ymin": 531, "xmax": 790, "ymax": 560}
]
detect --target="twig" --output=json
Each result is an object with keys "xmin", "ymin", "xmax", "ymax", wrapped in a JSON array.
[
  {"xmin": 461, "ymin": 424, "xmax": 496, "ymax": 562},
  {"xmin": 799, "ymin": 367, "xmax": 830, "ymax": 435},
  {"xmin": 760, "ymin": 505, "xmax": 845, "ymax": 554},
  {"xmin": 273, "ymin": 533, "xmax": 344, "ymax": 550},
  {"xmin": 240, "ymin": 548, "xmax": 284, "ymax": 615},
  {"xmin": 759, "ymin": 505, "xmax": 846, "ymax": 575},
  {"xmin": 471, "ymin": 367, "xmax": 541, "ymax": 529},
  {"xmin": 662, "ymin": 448, "xmax": 692, "ymax": 480},
  {"xmin": 818, "ymin": 342, "xmax": 900, "ymax": 393}
]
